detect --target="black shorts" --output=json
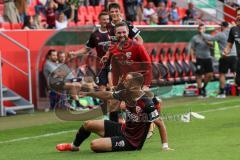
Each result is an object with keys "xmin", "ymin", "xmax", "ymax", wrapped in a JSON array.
[
  {"xmin": 219, "ymin": 56, "xmax": 237, "ymax": 74},
  {"xmin": 104, "ymin": 120, "xmax": 136, "ymax": 152},
  {"xmin": 235, "ymin": 59, "xmax": 240, "ymax": 85},
  {"xmin": 97, "ymin": 66, "xmax": 110, "ymax": 86},
  {"xmin": 195, "ymin": 58, "xmax": 213, "ymax": 75}
]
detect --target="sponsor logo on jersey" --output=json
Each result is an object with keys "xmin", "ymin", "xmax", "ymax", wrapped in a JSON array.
[
  {"xmin": 126, "ymin": 52, "xmax": 132, "ymax": 58},
  {"xmin": 115, "ymin": 140, "xmax": 125, "ymax": 147}
]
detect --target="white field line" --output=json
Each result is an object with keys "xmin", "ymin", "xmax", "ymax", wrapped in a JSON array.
[
  {"xmin": 0, "ymin": 105, "xmax": 240, "ymax": 144},
  {"xmin": 198, "ymin": 105, "xmax": 240, "ymax": 113},
  {"xmin": 0, "ymin": 130, "xmax": 76, "ymax": 144}
]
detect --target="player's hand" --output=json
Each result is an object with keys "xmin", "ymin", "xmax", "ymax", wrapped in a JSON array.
[
  {"xmin": 223, "ymin": 49, "xmax": 229, "ymax": 57},
  {"xmin": 101, "ymin": 55, "xmax": 108, "ymax": 64},
  {"xmin": 191, "ymin": 58, "xmax": 196, "ymax": 63},
  {"xmin": 162, "ymin": 147, "xmax": 174, "ymax": 151},
  {"xmin": 78, "ymin": 91, "xmax": 87, "ymax": 97}
]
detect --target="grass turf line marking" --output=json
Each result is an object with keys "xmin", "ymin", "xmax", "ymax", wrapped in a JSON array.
[
  {"xmin": 0, "ymin": 130, "xmax": 76, "ymax": 144},
  {"xmin": 198, "ymin": 105, "xmax": 240, "ymax": 113},
  {"xmin": 0, "ymin": 105, "xmax": 240, "ymax": 144}
]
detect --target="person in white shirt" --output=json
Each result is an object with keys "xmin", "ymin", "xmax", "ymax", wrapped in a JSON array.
[
  {"xmin": 55, "ymin": 4, "xmax": 75, "ymax": 30},
  {"xmin": 143, "ymin": 1, "xmax": 156, "ymax": 23}
]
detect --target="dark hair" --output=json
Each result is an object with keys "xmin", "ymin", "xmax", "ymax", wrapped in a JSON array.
[
  {"xmin": 46, "ymin": 49, "xmax": 57, "ymax": 59},
  {"xmin": 198, "ymin": 23, "xmax": 205, "ymax": 28},
  {"xmin": 57, "ymin": 50, "xmax": 65, "ymax": 56},
  {"xmin": 98, "ymin": 11, "xmax": 109, "ymax": 20},
  {"xmin": 237, "ymin": 7, "xmax": 240, "ymax": 15},
  {"xmin": 23, "ymin": 15, "xmax": 34, "ymax": 29},
  {"xmin": 108, "ymin": 3, "xmax": 120, "ymax": 11},
  {"xmin": 128, "ymin": 72, "xmax": 144, "ymax": 87}
]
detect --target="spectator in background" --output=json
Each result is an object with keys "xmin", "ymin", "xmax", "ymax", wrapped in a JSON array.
[
  {"xmin": 46, "ymin": 0, "xmax": 58, "ymax": 29},
  {"xmin": 136, "ymin": 0, "xmax": 144, "ymax": 23},
  {"xmin": 157, "ymin": 2, "xmax": 169, "ymax": 25},
  {"xmin": 55, "ymin": 5, "xmax": 74, "ymax": 30},
  {"xmin": 15, "ymin": 0, "xmax": 27, "ymax": 23},
  {"xmin": 169, "ymin": 1, "xmax": 180, "ymax": 24},
  {"xmin": 152, "ymin": 0, "xmax": 167, "ymax": 7},
  {"xmin": 22, "ymin": 15, "xmax": 36, "ymax": 29},
  {"xmin": 54, "ymin": 0, "xmax": 66, "ymax": 12},
  {"xmin": 35, "ymin": 0, "xmax": 48, "ymax": 15},
  {"xmin": 143, "ymin": 1, "xmax": 156, "ymax": 23},
  {"xmin": 183, "ymin": 2, "xmax": 203, "ymax": 25},
  {"xmin": 123, "ymin": 0, "xmax": 138, "ymax": 22},
  {"xmin": 149, "ymin": 13, "xmax": 158, "ymax": 25},
  {"xmin": 33, "ymin": 14, "xmax": 46, "ymax": 29},
  {"xmin": 3, "ymin": 0, "xmax": 21, "ymax": 23},
  {"xmin": 66, "ymin": 0, "xmax": 80, "ymax": 22},
  {"xmin": 43, "ymin": 49, "xmax": 59, "ymax": 110},
  {"xmin": 190, "ymin": 24, "xmax": 213, "ymax": 97}
]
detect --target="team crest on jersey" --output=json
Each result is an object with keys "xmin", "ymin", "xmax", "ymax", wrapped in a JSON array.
[{"xmin": 126, "ymin": 52, "xmax": 132, "ymax": 58}]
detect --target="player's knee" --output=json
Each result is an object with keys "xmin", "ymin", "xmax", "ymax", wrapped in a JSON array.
[
  {"xmin": 83, "ymin": 120, "xmax": 93, "ymax": 130},
  {"xmin": 90, "ymin": 140, "xmax": 100, "ymax": 152}
]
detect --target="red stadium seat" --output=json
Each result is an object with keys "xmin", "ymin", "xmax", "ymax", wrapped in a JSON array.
[
  {"xmin": 94, "ymin": 21, "xmax": 99, "ymax": 25},
  {"xmin": 30, "ymin": 0, "xmax": 37, "ymax": 7},
  {"xmin": 85, "ymin": 21, "xmax": 94, "ymax": 25},
  {"xmin": 87, "ymin": 6, "xmax": 95, "ymax": 15},
  {"xmin": 93, "ymin": 15, "xmax": 98, "ymax": 22},
  {"xmin": 0, "ymin": 23, "xmax": 11, "ymax": 29},
  {"xmin": 11, "ymin": 23, "xmax": 23, "ymax": 30},
  {"xmin": 68, "ymin": 22, "xmax": 76, "ymax": 27},
  {"xmin": 77, "ymin": 14, "xmax": 85, "ymax": 24},
  {"xmin": 140, "ymin": 21, "xmax": 147, "ymax": 25},
  {"xmin": 76, "ymin": 21, "xmax": 85, "ymax": 26},
  {"xmin": 178, "ymin": 7, "xmax": 187, "ymax": 19},
  {"xmin": 167, "ymin": 1, "xmax": 172, "ymax": 8},
  {"xmin": 78, "ymin": 6, "xmax": 87, "ymax": 15},
  {"xmin": 94, "ymin": 6, "xmax": 103, "ymax": 15},
  {"xmin": 0, "ymin": 4, "xmax": 3, "ymax": 15},
  {"xmin": 133, "ymin": 21, "xmax": 139, "ymax": 25},
  {"xmin": 27, "ymin": 6, "xmax": 36, "ymax": 16},
  {"xmin": 85, "ymin": 15, "xmax": 93, "ymax": 23}
]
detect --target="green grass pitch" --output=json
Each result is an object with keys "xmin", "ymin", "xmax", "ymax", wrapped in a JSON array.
[{"xmin": 1, "ymin": 96, "xmax": 240, "ymax": 160}]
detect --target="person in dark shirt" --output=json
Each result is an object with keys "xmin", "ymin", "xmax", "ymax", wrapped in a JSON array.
[
  {"xmin": 71, "ymin": 11, "xmax": 111, "ymax": 79},
  {"xmin": 46, "ymin": 0, "xmax": 58, "ymax": 29},
  {"xmin": 56, "ymin": 72, "xmax": 172, "ymax": 152},
  {"xmin": 70, "ymin": 11, "xmax": 111, "ymax": 119},
  {"xmin": 106, "ymin": 3, "xmax": 143, "ymax": 44},
  {"xmin": 224, "ymin": 8, "xmax": 240, "ymax": 86}
]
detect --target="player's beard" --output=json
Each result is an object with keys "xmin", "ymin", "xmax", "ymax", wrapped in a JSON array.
[
  {"xmin": 236, "ymin": 17, "xmax": 240, "ymax": 26},
  {"xmin": 118, "ymin": 35, "xmax": 128, "ymax": 50}
]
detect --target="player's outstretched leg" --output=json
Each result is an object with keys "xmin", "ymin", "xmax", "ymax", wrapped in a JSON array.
[{"xmin": 56, "ymin": 120, "xmax": 105, "ymax": 152}]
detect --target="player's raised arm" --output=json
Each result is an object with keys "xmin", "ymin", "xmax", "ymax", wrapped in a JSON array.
[
  {"xmin": 70, "ymin": 47, "xmax": 90, "ymax": 57},
  {"xmin": 84, "ymin": 91, "xmax": 114, "ymax": 100},
  {"xmin": 84, "ymin": 89, "xmax": 125, "ymax": 101},
  {"xmin": 135, "ymin": 34, "xmax": 144, "ymax": 45}
]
